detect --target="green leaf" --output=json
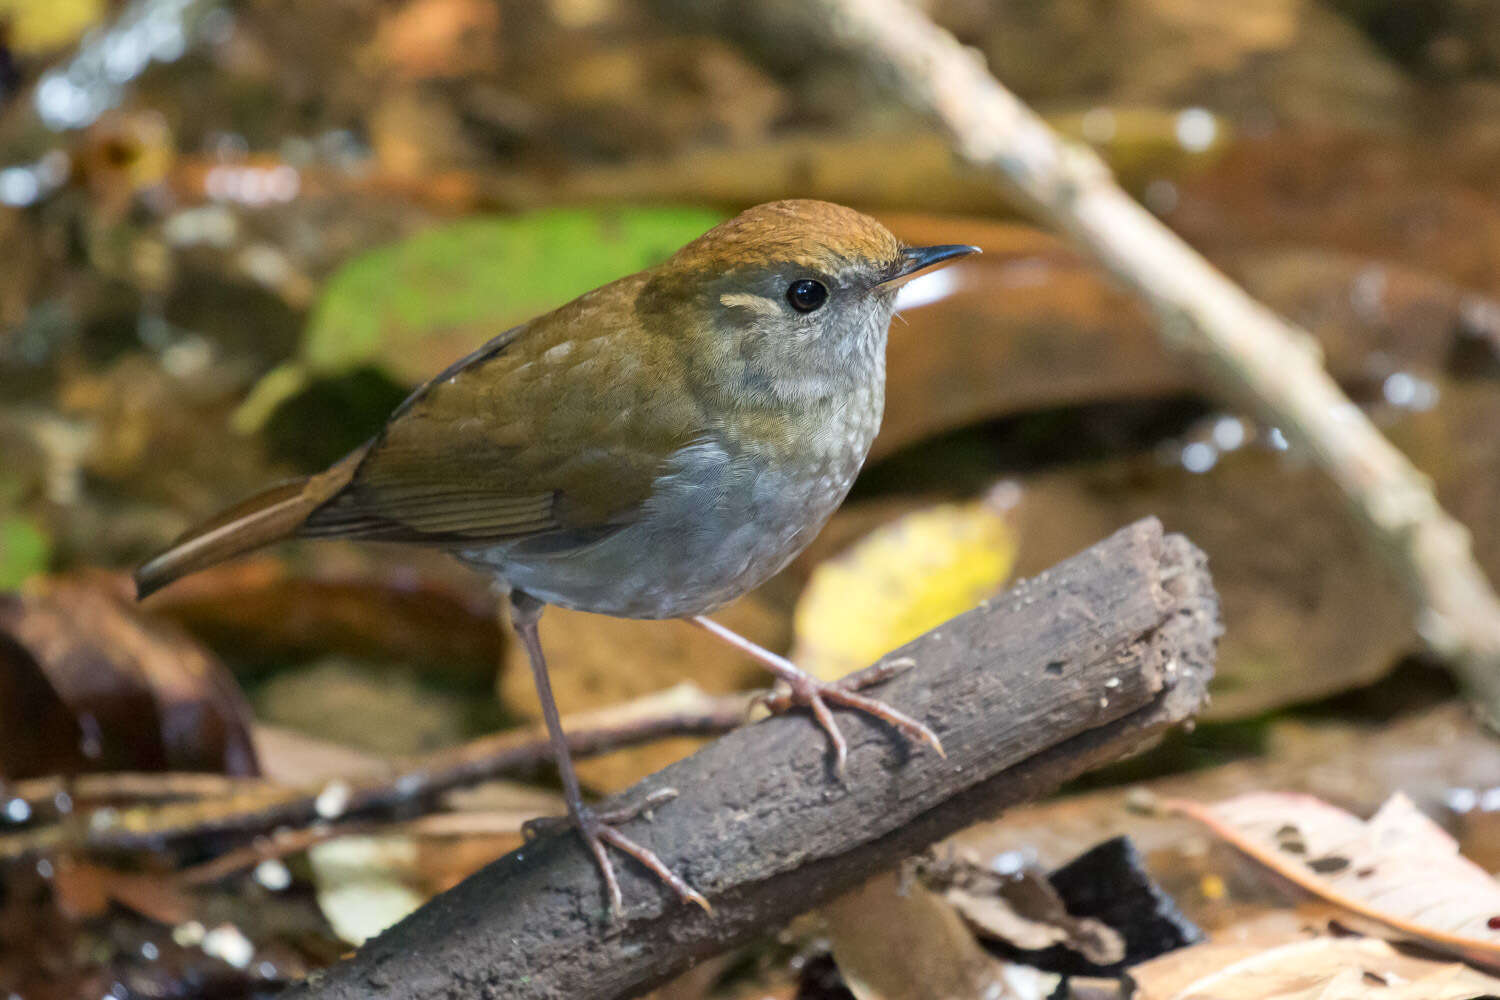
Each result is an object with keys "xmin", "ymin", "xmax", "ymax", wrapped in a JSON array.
[
  {"xmin": 0, "ymin": 516, "xmax": 50, "ymax": 589},
  {"xmin": 235, "ymin": 205, "xmax": 726, "ymax": 431}
]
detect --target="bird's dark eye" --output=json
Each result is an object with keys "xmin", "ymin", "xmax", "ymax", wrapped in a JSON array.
[{"xmin": 786, "ymin": 279, "xmax": 828, "ymax": 313}]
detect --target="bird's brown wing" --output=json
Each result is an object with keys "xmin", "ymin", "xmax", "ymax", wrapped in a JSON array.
[{"xmin": 302, "ymin": 278, "xmax": 704, "ymax": 549}]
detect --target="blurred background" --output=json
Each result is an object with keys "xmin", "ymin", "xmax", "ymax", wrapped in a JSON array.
[{"xmin": 2, "ymin": 0, "xmax": 1500, "ymax": 997}]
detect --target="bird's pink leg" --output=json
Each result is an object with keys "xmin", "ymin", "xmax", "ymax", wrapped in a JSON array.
[
  {"xmin": 686, "ymin": 615, "xmax": 944, "ymax": 779},
  {"xmin": 510, "ymin": 592, "xmax": 709, "ymax": 916}
]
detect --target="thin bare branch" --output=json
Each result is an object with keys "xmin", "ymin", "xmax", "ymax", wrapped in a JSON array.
[
  {"xmin": 783, "ymin": 0, "xmax": 1500, "ymax": 720},
  {"xmin": 0, "ymin": 685, "xmax": 749, "ymax": 860}
]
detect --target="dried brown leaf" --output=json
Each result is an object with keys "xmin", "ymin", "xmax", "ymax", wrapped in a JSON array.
[
  {"xmin": 0, "ymin": 574, "xmax": 258, "ymax": 779},
  {"xmin": 144, "ymin": 552, "xmax": 504, "ymax": 685},
  {"xmin": 823, "ymin": 870, "xmax": 1052, "ymax": 1000},
  {"xmin": 1168, "ymin": 792, "xmax": 1500, "ymax": 969},
  {"xmin": 1131, "ymin": 933, "xmax": 1500, "ymax": 1000},
  {"xmin": 917, "ymin": 853, "xmax": 1125, "ymax": 966},
  {"xmin": 52, "ymin": 857, "xmax": 193, "ymax": 926}
]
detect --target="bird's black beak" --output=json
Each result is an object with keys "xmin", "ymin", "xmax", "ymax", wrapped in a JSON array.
[{"xmin": 880, "ymin": 244, "xmax": 982, "ymax": 284}]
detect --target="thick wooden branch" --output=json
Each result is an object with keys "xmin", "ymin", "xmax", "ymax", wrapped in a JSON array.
[{"xmin": 287, "ymin": 519, "xmax": 1218, "ymax": 1000}]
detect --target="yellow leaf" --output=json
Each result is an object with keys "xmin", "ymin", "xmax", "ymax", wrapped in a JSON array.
[
  {"xmin": 0, "ymin": 0, "xmax": 105, "ymax": 54},
  {"xmin": 791, "ymin": 489, "xmax": 1018, "ymax": 681}
]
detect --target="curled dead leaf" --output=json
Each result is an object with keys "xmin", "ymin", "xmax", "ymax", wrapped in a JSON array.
[
  {"xmin": 0, "ymin": 573, "xmax": 259, "ymax": 779},
  {"xmin": 1130, "ymin": 931, "xmax": 1500, "ymax": 1000},
  {"xmin": 1168, "ymin": 792, "xmax": 1500, "ymax": 970},
  {"xmin": 920, "ymin": 853, "xmax": 1124, "ymax": 966}
]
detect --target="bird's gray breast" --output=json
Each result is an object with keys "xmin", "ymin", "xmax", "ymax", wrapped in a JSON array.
[{"xmin": 473, "ymin": 379, "xmax": 883, "ymax": 619}]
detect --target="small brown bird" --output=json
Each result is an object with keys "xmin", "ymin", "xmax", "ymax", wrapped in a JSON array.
[{"xmin": 137, "ymin": 200, "xmax": 977, "ymax": 914}]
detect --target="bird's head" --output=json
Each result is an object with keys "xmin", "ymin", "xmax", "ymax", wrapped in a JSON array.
[{"xmin": 638, "ymin": 199, "xmax": 978, "ymax": 406}]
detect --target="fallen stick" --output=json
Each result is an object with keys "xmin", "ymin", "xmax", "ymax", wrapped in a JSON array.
[
  {"xmin": 0, "ymin": 686, "xmax": 750, "ymax": 860},
  {"xmin": 287, "ymin": 518, "xmax": 1218, "ymax": 1000}
]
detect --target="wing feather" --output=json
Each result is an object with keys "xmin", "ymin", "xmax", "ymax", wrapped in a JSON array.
[{"xmin": 301, "ymin": 275, "xmax": 704, "ymax": 550}]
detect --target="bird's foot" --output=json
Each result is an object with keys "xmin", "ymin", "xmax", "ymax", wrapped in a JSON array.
[
  {"xmin": 688, "ymin": 616, "xmax": 944, "ymax": 779},
  {"xmin": 523, "ymin": 788, "xmax": 710, "ymax": 917},
  {"xmin": 754, "ymin": 658, "xmax": 945, "ymax": 780}
]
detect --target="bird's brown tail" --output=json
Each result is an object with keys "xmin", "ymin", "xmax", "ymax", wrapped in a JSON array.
[{"xmin": 134, "ymin": 449, "xmax": 364, "ymax": 599}]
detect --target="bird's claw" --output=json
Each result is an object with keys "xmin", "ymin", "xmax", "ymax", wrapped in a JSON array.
[
  {"xmin": 523, "ymin": 789, "xmax": 711, "ymax": 918},
  {"xmin": 757, "ymin": 662, "xmax": 945, "ymax": 781}
]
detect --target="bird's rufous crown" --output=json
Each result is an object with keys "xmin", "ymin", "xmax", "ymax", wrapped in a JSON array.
[{"xmin": 665, "ymin": 199, "xmax": 904, "ymax": 276}]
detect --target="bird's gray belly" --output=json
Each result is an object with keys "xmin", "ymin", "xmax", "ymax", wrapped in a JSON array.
[{"xmin": 457, "ymin": 437, "xmax": 861, "ymax": 619}]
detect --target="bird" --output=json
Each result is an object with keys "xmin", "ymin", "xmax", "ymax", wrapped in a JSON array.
[{"xmin": 135, "ymin": 199, "xmax": 978, "ymax": 915}]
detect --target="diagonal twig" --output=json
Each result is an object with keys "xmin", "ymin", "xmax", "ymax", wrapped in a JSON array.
[{"xmin": 767, "ymin": 0, "xmax": 1500, "ymax": 721}]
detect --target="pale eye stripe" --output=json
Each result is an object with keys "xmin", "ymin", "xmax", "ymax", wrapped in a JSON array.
[{"xmin": 719, "ymin": 292, "xmax": 781, "ymax": 316}]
